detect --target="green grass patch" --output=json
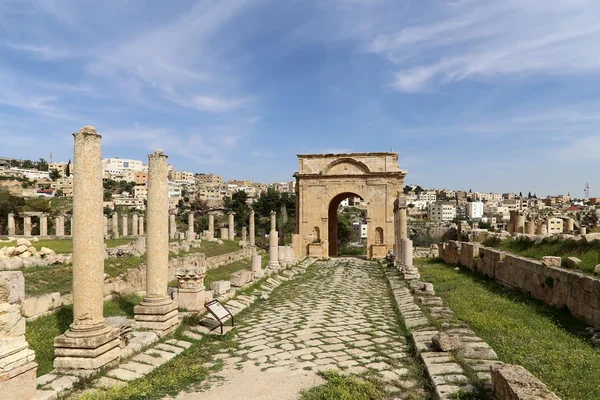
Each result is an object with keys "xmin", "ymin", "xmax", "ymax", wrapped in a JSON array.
[
  {"xmin": 482, "ymin": 237, "xmax": 600, "ymax": 275},
  {"xmin": 203, "ymin": 257, "xmax": 267, "ymax": 289},
  {"xmin": 418, "ymin": 259, "xmax": 600, "ymax": 400},
  {"xmin": 23, "ymin": 256, "xmax": 144, "ymax": 297},
  {"xmin": 1, "ymin": 238, "xmax": 133, "ymax": 254},
  {"xmin": 299, "ymin": 371, "xmax": 387, "ymax": 400},
  {"xmin": 25, "ymin": 294, "xmax": 142, "ymax": 376}
]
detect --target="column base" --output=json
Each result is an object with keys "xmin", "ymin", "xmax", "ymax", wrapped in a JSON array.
[
  {"xmin": 177, "ymin": 288, "xmax": 205, "ymax": 312},
  {"xmin": 134, "ymin": 298, "xmax": 179, "ymax": 337},
  {"xmin": 267, "ymin": 261, "xmax": 280, "ymax": 271},
  {"xmin": 53, "ymin": 322, "xmax": 120, "ymax": 371}
]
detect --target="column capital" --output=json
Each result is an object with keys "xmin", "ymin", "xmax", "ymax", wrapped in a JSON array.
[{"xmin": 228, "ymin": 211, "xmax": 236, "ymax": 216}]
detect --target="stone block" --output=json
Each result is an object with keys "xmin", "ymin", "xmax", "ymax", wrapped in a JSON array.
[
  {"xmin": 0, "ymin": 361, "xmax": 37, "ymax": 400},
  {"xmin": 177, "ymin": 288, "xmax": 205, "ymax": 312},
  {"xmin": 491, "ymin": 364, "xmax": 560, "ymax": 400},
  {"xmin": 541, "ymin": 256, "xmax": 561, "ymax": 267},
  {"xmin": 432, "ymin": 333, "xmax": 460, "ymax": 352},
  {"xmin": 0, "ymin": 271, "xmax": 25, "ymax": 304},
  {"xmin": 230, "ymin": 270, "xmax": 252, "ymax": 287},
  {"xmin": 21, "ymin": 292, "xmax": 61, "ymax": 319},
  {"xmin": 211, "ymin": 281, "xmax": 231, "ymax": 295},
  {"xmin": 567, "ymin": 257, "xmax": 581, "ymax": 269}
]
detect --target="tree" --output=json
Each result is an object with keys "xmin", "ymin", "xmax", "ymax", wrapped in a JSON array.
[
  {"xmin": 21, "ymin": 159, "xmax": 34, "ymax": 169},
  {"xmin": 253, "ymin": 188, "xmax": 297, "ymax": 239},
  {"xmin": 37, "ymin": 158, "xmax": 48, "ymax": 171},
  {"xmin": 223, "ymin": 190, "xmax": 251, "ymax": 233},
  {"xmin": 65, "ymin": 160, "xmax": 71, "ymax": 177},
  {"xmin": 0, "ymin": 188, "xmax": 25, "ymax": 234},
  {"xmin": 49, "ymin": 169, "xmax": 61, "ymax": 181}
]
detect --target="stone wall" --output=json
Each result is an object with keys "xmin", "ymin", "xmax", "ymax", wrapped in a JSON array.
[{"xmin": 439, "ymin": 241, "xmax": 600, "ymax": 329}]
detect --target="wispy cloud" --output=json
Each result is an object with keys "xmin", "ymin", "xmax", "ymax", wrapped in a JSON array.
[{"xmin": 4, "ymin": 41, "xmax": 70, "ymax": 60}]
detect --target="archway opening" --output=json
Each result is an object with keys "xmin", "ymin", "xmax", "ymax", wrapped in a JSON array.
[{"xmin": 328, "ymin": 192, "xmax": 367, "ymax": 257}]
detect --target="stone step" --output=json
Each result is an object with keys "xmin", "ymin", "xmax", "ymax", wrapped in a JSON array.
[
  {"xmin": 93, "ymin": 376, "xmax": 127, "ymax": 389},
  {"xmin": 155, "ymin": 343, "xmax": 184, "ymax": 354},
  {"xmin": 183, "ymin": 329, "xmax": 204, "ymax": 340},
  {"xmin": 36, "ymin": 390, "xmax": 58, "ymax": 400},
  {"xmin": 165, "ymin": 339, "xmax": 192, "ymax": 349},
  {"xmin": 120, "ymin": 361, "xmax": 156, "ymax": 375},
  {"xmin": 107, "ymin": 367, "xmax": 144, "ymax": 382},
  {"xmin": 132, "ymin": 352, "xmax": 169, "ymax": 366}
]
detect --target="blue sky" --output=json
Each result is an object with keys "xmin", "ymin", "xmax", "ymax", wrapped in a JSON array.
[{"xmin": 1, "ymin": 0, "xmax": 599, "ymax": 197}]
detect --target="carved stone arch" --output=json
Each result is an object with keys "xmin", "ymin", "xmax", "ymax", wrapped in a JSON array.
[{"xmin": 322, "ymin": 158, "xmax": 371, "ymax": 175}]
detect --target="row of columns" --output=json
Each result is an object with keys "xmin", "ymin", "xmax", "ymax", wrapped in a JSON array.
[
  {"xmin": 53, "ymin": 127, "xmax": 178, "ymax": 373},
  {"xmin": 106, "ymin": 212, "xmax": 145, "ymax": 238},
  {"xmin": 7, "ymin": 213, "xmax": 68, "ymax": 236},
  {"xmin": 169, "ymin": 210, "xmax": 245, "ymax": 242},
  {"xmin": 393, "ymin": 195, "xmax": 419, "ymax": 280}
]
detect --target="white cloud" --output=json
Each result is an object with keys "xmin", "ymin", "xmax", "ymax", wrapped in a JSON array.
[
  {"xmin": 190, "ymin": 95, "xmax": 249, "ymax": 112},
  {"xmin": 4, "ymin": 41, "xmax": 70, "ymax": 60}
]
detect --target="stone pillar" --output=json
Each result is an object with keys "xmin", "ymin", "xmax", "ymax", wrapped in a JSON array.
[
  {"xmin": 103, "ymin": 215, "xmax": 108, "ymax": 237},
  {"xmin": 187, "ymin": 213, "xmax": 195, "ymax": 241},
  {"xmin": 139, "ymin": 214, "xmax": 145, "ymax": 236},
  {"xmin": 268, "ymin": 211, "xmax": 280, "ymax": 269},
  {"xmin": 579, "ymin": 226, "xmax": 587, "ymax": 235},
  {"xmin": 131, "ymin": 213, "xmax": 139, "ymax": 236},
  {"xmin": 564, "ymin": 218, "xmax": 574, "ymax": 233},
  {"xmin": 515, "ymin": 213, "xmax": 525, "ymax": 234},
  {"xmin": 134, "ymin": 150, "xmax": 178, "ymax": 336},
  {"xmin": 122, "ymin": 214, "xmax": 128, "ymax": 236},
  {"xmin": 399, "ymin": 238, "xmax": 420, "ymax": 280},
  {"xmin": 220, "ymin": 227, "xmax": 228, "ymax": 240},
  {"xmin": 23, "ymin": 216, "xmax": 31, "ymax": 237},
  {"xmin": 278, "ymin": 246, "xmax": 286, "ymax": 267},
  {"xmin": 208, "ymin": 213, "xmax": 215, "ymax": 240},
  {"xmin": 175, "ymin": 267, "xmax": 206, "ymax": 312},
  {"xmin": 241, "ymin": 227, "xmax": 247, "ymax": 243},
  {"xmin": 169, "ymin": 214, "xmax": 176, "ymax": 240},
  {"xmin": 111, "ymin": 213, "xmax": 119, "ymax": 239},
  {"xmin": 249, "ymin": 210, "xmax": 255, "ymax": 247},
  {"xmin": 251, "ymin": 254, "xmax": 263, "ymax": 279},
  {"xmin": 58, "ymin": 215, "xmax": 65, "ymax": 237},
  {"xmin": 40, "ymin": 214, "xmax": 48, "ymax": 237},
  {"xmin": 7, "ymin": 213, "xmax": 15, "ymax": 236},
  {"xmin": 525, "ymin": 221, "xmax": 535, "ymax": 235},
  {"xmin": 0, "ymin": 271, "xmax": 37, "ymax": 400},
  {"xmin": 228, "ymin": 212, "xmax": 235, "ymax": 241},
  {"xmin": 54, "ymin": 216, "xmax": 60, "ymax": 236},
  {"xmin": 291, "ymin": 233, "xmax": 300, "ymax": 261},
  {"xmin": 54, "ymin": 126, "xmax": 120, "ymax": 371}
]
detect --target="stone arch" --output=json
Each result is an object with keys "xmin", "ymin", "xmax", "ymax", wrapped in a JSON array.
[{"xmin": 294, "ymin": 152, "xmax": 406, "ymax": 259}]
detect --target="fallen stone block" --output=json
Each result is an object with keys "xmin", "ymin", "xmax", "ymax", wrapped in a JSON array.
[
  {"xmin": 491, "ymin": 364, "xmax": 560, "ymax": 400},
  {"xmin": 432, "ymin": 333, "xmax": 460, "ymax": 352},
  {"xmin": 230, "ymin": 270, "xmax": 252, "ymax": 287},
  {"xmin": 567, "ymin": 257, "xmax": 581, "ymax": 269},
  {"xmin": 541, "ymin": 256, "xmax": 561, "ymax": 267}
]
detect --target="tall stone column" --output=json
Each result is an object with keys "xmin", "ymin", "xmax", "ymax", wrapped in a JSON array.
[
  {"xmin": 228, "ymin": 212, "xmax": 235, "ymax": 241},
  {"xmin": 54, "ymin": 216, "xmax": 60, "ymax": 236},
  {"xmin": 187, "ymin": 213, "xmax": 194, "ymax": 240},
  {"xmin": 54, "ymin": 126, "xmax": 120, "ymax": 371},
  {"xmin": 515, "ymin": 213, "xmax": 525, "ymax": 234},
  {"xmin": 7, "ymin": 213, "xmax": 15, "ymax": 236},
  {"xmin": 249, "ymin": 210, "xmax": 255, "ymax": 247},
  {"xmin": 122, "ymin": 214, "xmax": 128, "ymax": 236},
  {"xmin": 23, "ymin": 216, "xmax": 31, "ymax": 237},
  {"xmin": 134, "ymin": 150, "xmax": 178, "ymax": 336},
  {"xmin": 59, "ymin": 215, "xmax": 65, "ymax": 236},
  {"xmin": 139, "ymin": 214, "xmax": 145, "ymax": 236},
  {"xmin": 131, "ymin": 213, "xmax": 139, "ymax": 236},
  {"xmin": 111, "ymin": 213, "xmax": 119, "ymax": 239},
  {"xmin": 40, "ymin": 214, "xmax": 48, "ymax": 236},
  {"xmin": 268, "ymin": 211, "xmax": 280, "ymax": 269},
  {"xmin": 208, "ymin": 213, "xmax": 215, "ymax": 240},
  {"xmin": 169, "ymin": 214, "xmax": 176, "ymax": 240},
  {"xmin": 103, "ymin": 215, "xmax": 108, "ymax": 237},
  {"xmin": 241, "ymin": 227, "xmax": 247, "ymax": 243}
]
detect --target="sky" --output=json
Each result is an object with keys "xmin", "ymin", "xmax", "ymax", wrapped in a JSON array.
[{"xmin": 1, "ymin": 0, "xmax": 599, "ymax": 197}]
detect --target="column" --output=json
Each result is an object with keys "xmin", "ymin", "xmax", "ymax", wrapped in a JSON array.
[
  {"xmin": 220, "ymin": 227, "xmax": 228, "ymax": 240},
  {"xmin": 241, "ymin": 227, "xmax": 247, "ymax": 243},
  {"xmin": 111, "ymin": 213, "xmax": 119, "ymax": 239},
  {"xmin": 7, "ymin": 213, "xmax": 15, "ymax": 236},
  {"xmin": 268, "ymin": 211, "xmax": 280, "ymax": 269},
  {"xmin": 169, "ymin": 214, "xmax": 176, "ymax": 240},
  {"xmin": 59, "ymin": 215, "xmax": 66, "ymax": 236},
  {"xmin": 122, "ymin": 214, "xmax": 128, "ymax": 236},
  {"xmin": 249, "ymin": 210, "xmax": 255, "ymax": 247},
  {"xmin": 54, "ymin": 126, "xmax": 120, "ymax": 371},
  {"xmin": 515, "ymin": 213, "xmax": 525, "ymax": 234},
  {"xmin": 139, "ymin": 214, "xmax": 145, "ymax": 236},
  {"xmin": 54, "ymin": 216, "xmax": 60, "ymax": 236},
  {"xmin": 208, "ymin": 213, "xmax": 215, "ymax": 240},
  {"xmin": 564, "ymin": 218, "xmax": 574, "ymax": 233},
  {"xmin": 525, "ymin": 221, "xmax": 535, "ymax": 235},
  {"xmin": 228, "ymin": 212, "xmax": 235, "ymax": 241},
  {"xmin": 187, "ymin": 213, "xmax": 194, "ymax": 240},
  {"xmin": 131, "ymin": 213, "xmax": 139, "ymax": 236},
  {"xmin": 40, "ymin": 214, "xmax": 48, "ymax": 236},
  {"xmin": 134, "ymin": 150, "xmax": 178, "ymax": 336},
  {"xmin": 23, "ymin": 216, "xmax": 31, "ymax": 236},
  {"xmin": 278, "ymin": 246, "xmax": 286, "ymax": 267},
  {"xmin": 0, "ymin": 271, "xmax": 37, "ymax": 399},
  {"xmin": 103, "ymin": 215, "xmax": 108, "ymax": 237}
]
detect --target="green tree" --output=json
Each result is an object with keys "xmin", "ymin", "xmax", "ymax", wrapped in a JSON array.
[
  {"xmin": 21, "ymin": 159, "xmax": 34, "ymax": 169},
  {"xmin": 0, "ymin": 188, "xmax": 25, "ymax": 233},
  {"xmin": 37, "ymin": 158, "xmax": 48, "ymax": 171},
  {"xmin": 65, "ymin": 161, "xmax": 71, "ymax": 177},
  {"xmin": 49, "ymin": 169, "xmax": 61, "ymax": 181},
  {"xmin": 223, "ymin": 190, "xmax": 250, "ymax": 233},
  {"xmin": 253, "ymin": 188, "xmax": 297, "ymax": 241}
]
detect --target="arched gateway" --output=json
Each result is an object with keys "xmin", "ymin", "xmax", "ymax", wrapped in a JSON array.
[{"xmin": 294, "ymin": 152, "xmax": 407, "ymax": 259}]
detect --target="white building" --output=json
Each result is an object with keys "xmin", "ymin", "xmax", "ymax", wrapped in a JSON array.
[
  {"xmin": 102, "ymin": 158, "xmax": 144, "ymax": 177},
  {"xmin": 427, "ymin": 202, "xmax": 457, "ymax": 222},
  {"xmin": 352, "ymin": 222, "xmax": 368, "ymax": 239},
  {"xmin": 467, "ymin": 201, "xmax": 484, "ymax": 220},
  {"xmin": 9, "ymin": 167, "xmax": 50, "ymax": 181},
  {"xmin": 417, "ymin": 191, "xmax": 437, "ymax": 203}
]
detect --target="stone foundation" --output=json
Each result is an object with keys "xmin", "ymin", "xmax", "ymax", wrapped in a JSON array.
[{"xmin": 134, "ymin": 299, "xmax": 179, "ymax": 336}]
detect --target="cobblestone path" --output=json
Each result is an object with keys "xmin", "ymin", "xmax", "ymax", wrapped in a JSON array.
[{"xmin": 185, "ymin": 258, "xmax": 427, "ymax": 399}]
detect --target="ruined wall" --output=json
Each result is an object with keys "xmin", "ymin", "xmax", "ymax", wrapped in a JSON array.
[{"xmin": 438, "ymin": 241, "xmax": 600, "ymax": 328}]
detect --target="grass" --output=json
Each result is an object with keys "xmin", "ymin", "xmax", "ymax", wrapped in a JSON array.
[
  {"xmin": 23, "ymin": 256, "xmax": 145, "ymax": 297},
  {"xmin": 180, "ymin": 240, "xmax": 241, "ymax": 258},
  {"xmin": 0, "ymin": 238, "xmax": 134, "ymax": 254},
  {"xmin": 203, "ymin": 257, "xmax": 268, "ymax": 289},
  {"xmin": 25, "ymin": 294, "xmax": 142, "ymax": 376},
  {"xmin": 299, "ymin": 371, "xmax": 387, "ymax": 400},
  {"xmin": 482, "ymin": 237, "xmax": 600, "ymax": 275},
  {"xmin": 418, "ymin": 258, "xmax": 600, "ymax": 400}
]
